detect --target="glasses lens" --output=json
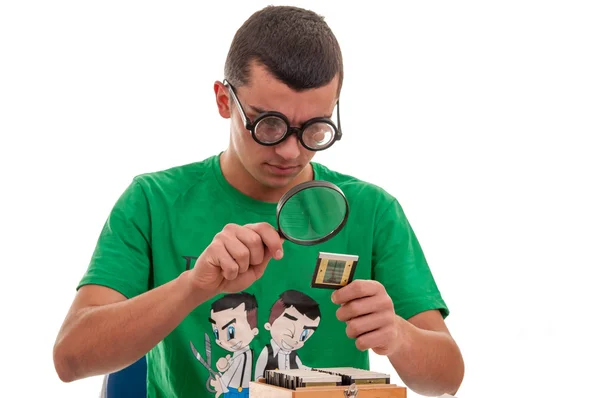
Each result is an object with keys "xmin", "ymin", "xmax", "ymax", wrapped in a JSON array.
[
  {"xmin": 302, "ymin": 122, "xmax": 335, "ymax": 149},
  {"xmin": 255, "ymin": 116, "xmax": 287, "ymax": 144}
]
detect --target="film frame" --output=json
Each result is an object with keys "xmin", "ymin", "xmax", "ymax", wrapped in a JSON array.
[{"xmin": 311, "ymin": 252, "xmax": 359, "ymax": 290}]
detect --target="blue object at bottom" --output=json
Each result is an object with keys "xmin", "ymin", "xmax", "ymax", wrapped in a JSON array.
[
  {"xmin": 105, "ymin": 356, "xmax": 147, "ymax": 398},
  {"xmin": 224, "ymin": 387, "xmax": 249, "ymax": 398}
]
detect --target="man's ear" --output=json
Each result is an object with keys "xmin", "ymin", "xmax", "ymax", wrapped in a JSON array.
[
  {"xmin": 214, "ymin": 80, "xmax": 231, "ymax": 119},
  {"xmin": 252, "ymin": 328, "xmax": 259, "ymax": 336},
  {"xmin": 264, "ymin": 322, "xmax": 272, "ymax": 331}
]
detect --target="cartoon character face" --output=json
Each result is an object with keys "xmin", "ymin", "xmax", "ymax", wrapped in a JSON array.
[
  {"xmin": 210, "ymin": 303, "xmax": 258, "ymax": 352},
  {"xmin": 265, "ymin": 305, "xmax": 320, "ymax": 351}
]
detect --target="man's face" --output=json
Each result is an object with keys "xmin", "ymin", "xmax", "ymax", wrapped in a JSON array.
[
  {"xmin": 210, "ymin": 303, "xmax": 258, "ymax": 352},
  {"xmin": 220, "ymin": 63, "xmax": 339, "ymax": 191},
  {"xmin": 265, "ymin": 305, "xmax": 320, "ymax": 351}
]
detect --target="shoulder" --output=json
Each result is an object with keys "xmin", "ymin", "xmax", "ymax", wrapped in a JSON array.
[
  {"xmin": 129, "ymin": 155, "xmax": 218, "ymax": 203},
  {"xmin": 312, "ymin": 162, "xmax": 399, "ymax": 214}
]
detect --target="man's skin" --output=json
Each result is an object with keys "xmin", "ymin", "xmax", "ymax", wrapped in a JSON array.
[{"xmin": 53, "ymin": 62, "xmax": 464, "ymax": 396}]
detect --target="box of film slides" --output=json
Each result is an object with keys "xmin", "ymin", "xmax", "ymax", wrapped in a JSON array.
[{"xmin": 249, "ymin": 367, "xmax": 407, "ymax": 397}]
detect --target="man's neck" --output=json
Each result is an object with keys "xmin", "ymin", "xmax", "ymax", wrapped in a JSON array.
[{"xmin": 220, "ymin": 149, "xmax": 313, "ymax": 203}]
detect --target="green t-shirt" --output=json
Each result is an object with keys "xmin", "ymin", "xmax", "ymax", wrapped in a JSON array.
[{"xmin": 78, "ymin": 154, "xmax": 448, "ymax": 397}]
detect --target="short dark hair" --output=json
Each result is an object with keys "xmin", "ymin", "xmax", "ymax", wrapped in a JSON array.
[
  {"xmin": 268, "ymin": 290, "xmax": 321, "ymax": 324},
  {"xmin": 224, "ymin": 6, "xmax": 343, "ymax": 94},
  {"xmin": 211, "ymin": 292, "xmax": 258, "ymax": 329}
]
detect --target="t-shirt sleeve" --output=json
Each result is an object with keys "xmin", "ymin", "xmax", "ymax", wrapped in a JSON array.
[
  {"xmin": 372, "ymin": 198, "xmax": 449, "ymax": 320},
  {"xmin": 77, "ymin": 178, "xmax": 152, "ymax": 299}
]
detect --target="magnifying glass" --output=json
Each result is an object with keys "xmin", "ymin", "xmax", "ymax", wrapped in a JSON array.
[{"xmin": 276, "ymin": 180, "xmax": 349, "ymax": 246}]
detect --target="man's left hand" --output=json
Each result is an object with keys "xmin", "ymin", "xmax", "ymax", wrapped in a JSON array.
[{"xmin": 332, "ymin": 279, "xmax": 403, "ymax": 356}]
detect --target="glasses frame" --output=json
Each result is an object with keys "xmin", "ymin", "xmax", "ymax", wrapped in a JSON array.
[{"xmin": 223, "ymin": 79, "xmax": 342, "ymax": 151}]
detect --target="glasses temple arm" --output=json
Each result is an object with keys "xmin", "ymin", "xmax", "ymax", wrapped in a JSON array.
[{"xmin": 224, "ymin": 80, "xmax": 252, "ymax": 130}]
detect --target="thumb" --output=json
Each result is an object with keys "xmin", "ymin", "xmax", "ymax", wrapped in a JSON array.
[
  {"xmin": 273, "ymin": 238, "xmax": 285, "ymax": 260},
  {"xmin": 246, "ymin": 223, "xmax": 285, "ymax": 261},
  {"xmin": 261, "ymin": 238, "xmax": 284, "ymax": 263},
  {"xmin": 261, "ymin": 237, "xmax": 285, "ymax": 262},
  {"xmin": 251, "ymin": 243, "xmax": 282, "ymax": 280}
]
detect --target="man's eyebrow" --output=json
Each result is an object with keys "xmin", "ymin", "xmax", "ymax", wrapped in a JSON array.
[
  {"xmin": 248, "ymin": 104, "xmax": 335, "ymax": 123},
  {"xmin": 222, "ymin": 318, "xmax": 236, "ymax": 330},
  {"xmin": 249, "ymin": 104, "xmax": 268, "ymax": 114},
  {"xmin": 283, "ymin": 313, "xmax": 298, "ymax": 321},
  {"xmin": 208, "ymin": 317, "xmax": 215, "ymax": 324},
  {"xmin": 304, "ymin": 326, "xmax": 318, "ymax": 330}
]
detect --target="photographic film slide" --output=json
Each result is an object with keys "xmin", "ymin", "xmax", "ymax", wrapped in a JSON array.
[{"xmin": 311, "ymin": 252, "xmax": 359, "ymax": 290}]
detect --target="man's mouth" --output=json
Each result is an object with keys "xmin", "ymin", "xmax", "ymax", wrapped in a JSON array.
[
  {"xmin": 268, "ymin": 164, "xmax": 298, "ymax": 169},
  {"xmin": 265, "ymin": 163, "xmax": 300, "ymax": 175}
]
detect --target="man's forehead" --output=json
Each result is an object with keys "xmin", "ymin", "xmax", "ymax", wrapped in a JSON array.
[{"xmin": 240, "ymin": 63, "xmax": 339, "ymax": 122}]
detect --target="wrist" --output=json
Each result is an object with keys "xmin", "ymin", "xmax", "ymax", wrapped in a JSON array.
[
  {"xmin": 177, "ymin": 270, "xmax": 217, "ymax": 309},
  {"xmin": 388, "ymin": 315, "xmax": 416, "ymax": 359}
]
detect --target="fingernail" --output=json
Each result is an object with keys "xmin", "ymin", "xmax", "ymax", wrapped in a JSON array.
[
  {"xmin": 331, "ymin": 293, "xmax": 337, "ymax": 303},
  {"xmin": 275, "ymin": 249, "xmax": 283, "ymax": 259}
]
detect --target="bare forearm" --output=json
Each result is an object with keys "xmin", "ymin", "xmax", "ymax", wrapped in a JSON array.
[
  {"xmin": 388, "ymin": 316, "xmax": 464, "ymax": 396},
  {"xmin": 53, "ymin": 271, "xmax": 211, "ymax": 382}
]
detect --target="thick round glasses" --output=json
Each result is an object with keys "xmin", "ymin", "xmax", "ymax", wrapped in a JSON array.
[{"xmin": 224, "ymin": 79, "xmax": 342, "ymax": 151}]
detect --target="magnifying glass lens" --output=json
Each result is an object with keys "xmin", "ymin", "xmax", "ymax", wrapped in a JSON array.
[{"xmin": 278, "ymin": 184, "xmax": 348, "ymax": 244}]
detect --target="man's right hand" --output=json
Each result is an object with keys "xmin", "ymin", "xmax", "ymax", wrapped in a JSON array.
[
  {"xmin": 190, "ymin": 222, "xmax": 284, "ymax": 295},
  {"xmin": 54, "ymin": 225, "xmax": 283, "ymax": 383}
]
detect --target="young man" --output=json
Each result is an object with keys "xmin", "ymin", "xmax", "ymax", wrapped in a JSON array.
[
  {"xmin": 254, "ymin": 290, "xmax": 321, "ymax": 380},
  {"xmin": 53, "ymin": 5, "xmax": 464, "ymax": 397}
]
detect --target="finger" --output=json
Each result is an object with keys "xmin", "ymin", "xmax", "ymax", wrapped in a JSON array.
[
  {"xmin": 246, "ymin": 222, "xmax": 284, "ymax": 260},
  {"xmin": 220, "ymin": 234, "xmax": 251, "ymax": 273},
  {"xmin": 211, "ymin": 242, "xmax": 239, "ymax": 280},
  {"xmin": 336, "ymin": 296, "xmax": 377, "ymax": 321},
  {"xmin": 345, "ymin": 311, "xmax": 393, "ymax": 339},
  {"xmin": 249, "ymin": 246, "xmax": 274, "ymax": 281},
  {"xmin": 336, "ymin": 294, "xmax": 393, "ymax": 322},
  {"xmin": 354, "ymin": 327, "xmax": 390, "ymax": 352},
  {"xmin": 331, "ymin": 280, "xmax": 382, "ymax": 304},
  {"xmin": 235, "ymin": 227, "xmax": 265, "ymax": 265}
]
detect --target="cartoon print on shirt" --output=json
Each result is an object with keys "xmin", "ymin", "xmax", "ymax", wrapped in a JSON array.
[
  {"xmin": 254, "ymin": 290, "xmax": 321, "ymax": 380},
  {"xmin": 190, "ymin": 332, "xmax": 221, "ymax": 394},
  {"xmin": 191, "ymin": 292, "xmax": 258, "ymax": 398}
]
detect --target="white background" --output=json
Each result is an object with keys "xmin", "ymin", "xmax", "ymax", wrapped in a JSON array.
[{"xmin": 1, "ymin": 1, "xmax": 599, "ymax": 397}]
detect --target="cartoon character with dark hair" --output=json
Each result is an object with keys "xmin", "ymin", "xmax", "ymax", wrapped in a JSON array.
[
  {"xmin": 192, "ymin": 292, "xmax": 258, "ymax": 398},
  {"xmin": 254, "ymin": 290, "xmax": 321, "ymax": 380}
]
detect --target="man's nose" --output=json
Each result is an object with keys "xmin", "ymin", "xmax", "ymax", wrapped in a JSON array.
[{"xmin": 274, "ymin": 130, "xmax": 302, "ymax": 160}]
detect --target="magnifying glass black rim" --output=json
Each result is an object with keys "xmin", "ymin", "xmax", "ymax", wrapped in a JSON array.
[{"xmin": 276, "ymin": 180, "xmax": 349, "ymax": 246}]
